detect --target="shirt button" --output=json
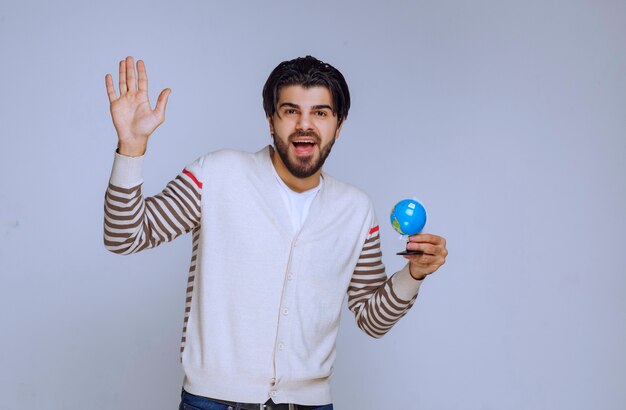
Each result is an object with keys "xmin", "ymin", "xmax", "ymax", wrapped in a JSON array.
[
  {"xmin": 270, "ymin": 390, "xmax": 277, "ymax": 397},
  {"xmin": 282, "ymin": 308, "xmax": 289, "ymax": 316},
  {"xmin": 278, "ymin": 342, "xmax": 285, "ymax": 350},
  {"xmin": 288, "ymin": 273, "xmax": 294, "ymax": 280},
  {"xmin": 270, "ymin": 378, "xmax": 276, "ymax": 385}
]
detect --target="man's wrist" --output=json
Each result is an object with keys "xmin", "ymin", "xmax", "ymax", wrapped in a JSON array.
[
  {"xmin": 408, "ymin": 263, "xmax": 427, "ymax": 281},
  {"xmin": 117, "ymin": 142, "xmax": 147, "ymax": 157}
]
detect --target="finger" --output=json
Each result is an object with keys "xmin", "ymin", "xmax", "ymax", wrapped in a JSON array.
[
  {"xmin": 406, "ymin": 242, "xmax": 438, "ymax": 255},
  {"xmin": 404, "ymin": 254, "xmax": 445, "ymax": 267},
  {"xmin": 105, "ymin": 74, "xmax": 117, "ymax": 103},
  {"xmin": 154, "ymin": 88, "xmax": 171, "ymax": 121},
  {"xmin": 404, "ymin": 254, "xmax": 437, "ymax": 265},
  {"xmin": 119, "ymin": 60, "xmax": 127, "ymax": 95},
  {"xmin": 125, "ymin": 56, "xmax": 136, "ymax": 92},
  {"xmin": 407, "ymin": 233, "xmax": 440, "ymax": 243},
  {"xmin": 137, "ymin": 60, "xmax": 148, "ymax": 93},
  {"xmin": 408, "ymin": 233, "xmax": 444, "ymax": 245}
]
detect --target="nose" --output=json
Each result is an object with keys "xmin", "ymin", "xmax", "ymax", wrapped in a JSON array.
[{"xmin": 296, "ymin": 112, "xmax": 313, "ymax": 131}]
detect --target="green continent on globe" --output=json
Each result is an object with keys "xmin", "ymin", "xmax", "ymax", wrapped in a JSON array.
[{"xmin": 391, "ymin": 216, "xmax": 403, "ymax": 234}]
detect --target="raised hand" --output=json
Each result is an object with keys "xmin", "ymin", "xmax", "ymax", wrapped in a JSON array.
[{"xmin": 105, "ymin": 56, "xmax": 171, "ymax": 156}]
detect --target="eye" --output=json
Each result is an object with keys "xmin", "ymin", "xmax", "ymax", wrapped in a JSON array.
[
  {"xmin": 284, "ymin": 108, "xmax": 297, "ymax": 115},
  {"xmin": 315, "ymin": 111, "xmax": 328, "ymax": 117}
]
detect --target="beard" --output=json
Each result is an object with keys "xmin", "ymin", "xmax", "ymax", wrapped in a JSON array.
[{"xmin": 272, "ymin": 130, "xmax": 336, "ymax": 179}]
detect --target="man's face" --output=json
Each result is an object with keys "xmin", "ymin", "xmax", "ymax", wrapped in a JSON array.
[{"xmin": 269, "ymin": 85, "xmax": 342, "ymax": 179}]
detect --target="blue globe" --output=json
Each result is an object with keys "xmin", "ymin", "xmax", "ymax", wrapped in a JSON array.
[{"xmin": 390, "ymin": 199, "xmax": 427, "ymax": 236}]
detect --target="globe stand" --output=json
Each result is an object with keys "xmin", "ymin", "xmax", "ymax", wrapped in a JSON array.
[{"xmin": 397, "ymin": 249, "xmax": 425, "ymax": 256}]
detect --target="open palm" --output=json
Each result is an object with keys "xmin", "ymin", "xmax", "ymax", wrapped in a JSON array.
[{"xmin": 105, "ymin": 56, "xmax": 170, "ymax": 156}]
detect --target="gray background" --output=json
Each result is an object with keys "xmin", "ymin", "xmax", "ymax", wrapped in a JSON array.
[{"xmin": 1, "ymin": 1, "xmax": 625, "ymax": 409}]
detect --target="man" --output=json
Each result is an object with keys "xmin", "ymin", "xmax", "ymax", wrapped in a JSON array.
[{"xmin": 104, "ymin": 55, "xmax": 447, "ymax": 410}]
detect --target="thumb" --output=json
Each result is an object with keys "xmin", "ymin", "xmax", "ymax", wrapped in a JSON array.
[{"xmin": 155, "ymin": 88, "xmax": 171, "ymax": 120}]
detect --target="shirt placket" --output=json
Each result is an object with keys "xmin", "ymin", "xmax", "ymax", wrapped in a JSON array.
[{"xmin": 270, "ymin": 236, "xmax": 300, "ymax": 403}]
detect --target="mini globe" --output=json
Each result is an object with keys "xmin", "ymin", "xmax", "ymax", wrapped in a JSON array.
[{"xmin": 390, "ymin": 199, "xmax": 427, "ymax": 236}]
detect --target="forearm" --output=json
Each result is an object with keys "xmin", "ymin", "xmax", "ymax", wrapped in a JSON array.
[
  {"xmin": 348, "ymin": 226, "xmax": 424, "ymax": 338},
  {"xmin": 350, "ymin": 265, "xmax": 423, "ymax": 338},
  {"xmin": 103, "ymin": 152, "xmax": 201, "ymax": 254}
]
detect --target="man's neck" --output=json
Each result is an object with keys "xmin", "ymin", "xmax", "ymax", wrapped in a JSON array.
[{"xmin": 270, "ymin": 146, "xmax": 321, "ymax": 193}]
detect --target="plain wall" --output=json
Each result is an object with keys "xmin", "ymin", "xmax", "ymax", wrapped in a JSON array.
[{"xmin": 1, "ymin": 1, "xmax": 625, "ymax": 409}]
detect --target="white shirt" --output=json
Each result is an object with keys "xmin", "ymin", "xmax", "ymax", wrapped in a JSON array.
[{"xmin": 271, "ymin": 163, "xmax": 323, "ymax": 234}]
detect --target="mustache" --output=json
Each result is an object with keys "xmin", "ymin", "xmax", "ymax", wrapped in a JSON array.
[{"xmin": 289, "ymin": 131, "xmax": 320, "ymax": 142}]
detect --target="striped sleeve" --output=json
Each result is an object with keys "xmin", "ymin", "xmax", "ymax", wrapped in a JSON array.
[
  {"xmin": 347, "ymin": 224, "xmax": 423, "ymax": 338},
  {"xmin": 180, "ymin": 226, "xmax": 201, "ymax": 357},
  {"xmin": 103, "ymin": 153, "xmax": 203, "ymax": 255}
]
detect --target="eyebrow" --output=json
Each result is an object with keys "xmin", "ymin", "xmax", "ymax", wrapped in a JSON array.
[
  {"xmin": 312, "ymin": 104, "xmax": 333, "ymax": 111},
  {"xmin": 278, "ymin": 102, "xmax": 333, "ymax": 111}
]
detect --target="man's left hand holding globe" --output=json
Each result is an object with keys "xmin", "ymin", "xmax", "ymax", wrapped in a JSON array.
[{"xmin": 404, "ymin": 234, "xmax": 448, "ymax": 281}]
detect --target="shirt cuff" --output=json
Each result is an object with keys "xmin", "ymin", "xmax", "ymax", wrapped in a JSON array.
[
  {"xmin": 109, "ymin": 151, "xmax": 145, "ymax": 188},
  {"xmin": 391, "ymin": 263, "xmax": 424, "ymax": 302}
]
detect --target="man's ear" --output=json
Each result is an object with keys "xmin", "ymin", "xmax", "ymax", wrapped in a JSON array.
[
  {"xmin": 268, "ymin": 116, "xmax": 275, "ymax": 134},
  {"xmin": 334, "ymin": 120, "xmax": 344, "ymax": 140}
]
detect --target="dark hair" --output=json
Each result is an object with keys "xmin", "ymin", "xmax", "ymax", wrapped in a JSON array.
[{"xmin": 262, "ymin": 55, "xmax": 351, "ymax": 125}]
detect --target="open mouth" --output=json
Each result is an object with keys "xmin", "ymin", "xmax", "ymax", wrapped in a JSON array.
[{"xmin": 291, "ymin": 140, "xmax": 317, "ymax": 156}]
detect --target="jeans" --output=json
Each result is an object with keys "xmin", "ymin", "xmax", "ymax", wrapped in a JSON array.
[{"xmin": 179, "ymin": 389, "xmax": 333, "ymax": 410}]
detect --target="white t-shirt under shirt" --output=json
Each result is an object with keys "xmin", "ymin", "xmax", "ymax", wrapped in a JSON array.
[{"xmin": 271, "ymin": 164, "xmax": 322, "ymax": 234}]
